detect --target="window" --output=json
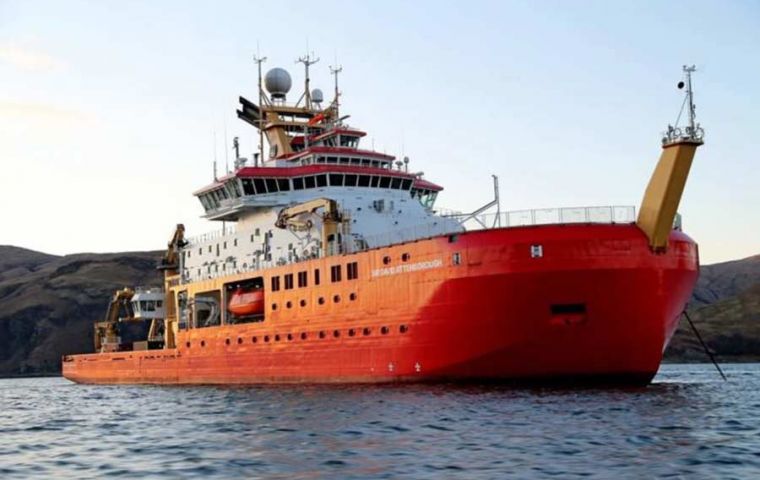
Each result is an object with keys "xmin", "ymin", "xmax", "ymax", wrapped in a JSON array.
[
  {"xmin": 330, "ymin": 265, "xmax": 342, "ymax": 282},
  {"xmin": 293, "ymin": 177, "xmax": 304, "ymax": 190},
  {"xmin": 316, "ymin": 174, "xmax": 327, "ymax": 187},
  {"xmin": 370, "ymin": 176, "xmax": 380, "ymax": 187},
  {"xmin": 345, "ymin": 174, "xmax": 358, "ymax": 187},
  {"xmin": 329, "ymin": 174, "xmax": 343, "ymax": 186},
  {"xmin": 298, "ymin": 271, "xmax": 308, "ymax": 288},
  {"xmin": 401, "ymin": 179, "xmax": 412, "ymax": 190},
  {"xmin": 242, "ymin": 179, "xmax": 255, "ymax": 195},
  {"xmin": 271, "ymin": 276, "xmax": 281, "ymax": 291},
  {"xmin": 284, "ymin": 273, "xmax": 294, "ymax": 290},
  {"xmin": 314, "ymin": 268, "xmax": 320, "ymax": 285},
  {"xmin": 379, "ymin": 177, "xmax": 391, "ymax": 188},
  {"xmin": 253, "ymin": 178, "xmax": 266, "ymax": 194},
  {"xmin": 277, "ymin": 179, "xmax": 290, "ymax": 191},
  {"xmin": 265, "ymin": 178, "xmax": 278, "ymax": 193},
  {"xmin": 452, "ymin": 252, "xmax": 461, "ymax": 265},
  {"xmin": 390, "ymin": 177, "xmax": 402, "ymax": 189},
  {"xmin": 358, "ymin": 175, "xmax": 370, "ymax": 187},
  {"xmin": 347, "ymin": 262, "xmax": 359, "ymax": 280},
  {"xmin": 305, "ymin": 176, "xmax": 316, "ymax": 189}
]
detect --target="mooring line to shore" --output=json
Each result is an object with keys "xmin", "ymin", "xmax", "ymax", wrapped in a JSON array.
[{"xmin": 682, "ymin": 309, "xmax": 727, "ymax": 381}]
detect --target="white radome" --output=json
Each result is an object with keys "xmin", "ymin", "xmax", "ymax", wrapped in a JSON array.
[
  {"xmin": 265, "ymin": 68, "xmax": 292, "ymax": 99},
  {"xmin": 311, "ymin": 88, "xmax": 324, "ymax": 104}
]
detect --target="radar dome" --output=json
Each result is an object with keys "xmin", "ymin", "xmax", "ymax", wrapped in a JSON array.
[
  {"xmin": 265, "ymin": 68, "xmax": 292, "ymax": 100},
  {"xmin": 311, "ymin": 88, "xmax": 324, "ymax": 104}
]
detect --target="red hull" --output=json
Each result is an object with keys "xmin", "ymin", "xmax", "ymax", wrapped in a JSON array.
[{"xmin": 62, "ymin": 224, "xmax": 698, "ymax": 385}]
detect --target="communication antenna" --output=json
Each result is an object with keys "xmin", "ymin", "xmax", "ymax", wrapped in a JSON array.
[
  {"xmin": 330, "ymin": 63, "xmax": 343, "ymax": 121},
  {"xmin": 253, "ymin": 47, "xmax": 267, "ymax": 166},
  {"xmin": 224, "ymin": 118, "xmax": 229, "ymax": 174},
  {"xmin": 212, "ymin": 130, "xmax": 218, "ymax": 181},
  {"xmin": 296, "ymin": 50, "xmax": 320, "ymax": 109}
]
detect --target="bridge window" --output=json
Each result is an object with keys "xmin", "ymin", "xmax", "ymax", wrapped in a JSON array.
[
  {"xmin": 358, "ymin": 175, "xmax": 370, "ymax": 187},
  {"xmin": 347, "ymin": 262, "xmax": 358, "ymax": 280},
  {"xmin": 330, "ymin": 265, "xmax": 342, "ymax": 282},
  {"xmin": 390, "ymin": 178, "xmax": 402, "ymax": 189},
  {"xmin": 379, "ymin": 177, "xmax": 391, "ymax": 189},
  {"xmin": 316, "ymin": 174, "xmax": 327, "ymax": 187},
  {"xmin": 242, "ymin": 179, "xmax": 254, "ymax": 195},
  {"xmin": 371, "ymin": 176, "xmax": 380, "ymax": 187},
  {"xmin": 293, "ymin": 177, "xmax": 304, "ymax": 190},
  {"xmin": 329, "ymin": 174, "xmax": 343, "ymax": 186},
  {"xmin": 361, "ymin": 159, "xmax": 371, "ymax": 167},
  {"xmin": 227, "ymin": 180, "xmax": 242, "ymax": 197},
  {"xmin": 350, "ymin": 157, "xmax": 361, "ymax": 165},
  {"xmin": 284, "ymin": 273, "xmax": 294, "ymax": 290},
  {"xmin": 327, "ymin": 156, "xmax": 338, "ymax": 163},
  {"xmin": 345, "ymin": 174, "xmax": 357, "ymax": 187},
  {"xmin": 253, "ymin": 178, "xmax": 266, "ymax": 194},
  {"xmin": 401, "ymin": 179, "xmax": 412, "ymax": 190},
  {"xmin": 265, "ymin": 178, "xmax": 278, "ymax": 192},
  {"xmin": 277, "ymin": 179, "xmax": 290, "ymax": 191},
  {"xmin": 304, "ymin": 176, "xmax": 316, "ymax": 189}
]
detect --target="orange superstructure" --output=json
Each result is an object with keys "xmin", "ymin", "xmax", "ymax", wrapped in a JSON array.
[{"xmin": 62, "ymin": 60, "xmax": 705, "ymax": 386}]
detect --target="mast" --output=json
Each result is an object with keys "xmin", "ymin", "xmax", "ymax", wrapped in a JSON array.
[
  {"xmin": 253, "ymin": 53, "xmax": 267, "ymax": 166},
  {"xmin": 330, "ymin": 64, "xmax": 342, "ymax": 121},
  {"xmin": 297, "ymin": 51, "xmax": 320, "ymax": 110},
  {"xmin": 637, "ymin": 65, "xmax": 705, "ymax": 252}
]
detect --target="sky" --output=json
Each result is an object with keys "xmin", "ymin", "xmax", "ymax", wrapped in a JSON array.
[{"xmin": 1, "ymin": 0, "xmax": 758, "ymax": 264}]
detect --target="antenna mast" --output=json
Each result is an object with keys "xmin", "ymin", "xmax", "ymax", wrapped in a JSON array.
[
  {"xmin": 329, "ymin": 63, "xmax": 343, "ymax": 121},
  {"xmin": 296, "ymin": 51, "xmax": 320, "ymax": 109},
  {"xmin": 253, "ymin": 52, "xmax": 267, "ymax": 166}
]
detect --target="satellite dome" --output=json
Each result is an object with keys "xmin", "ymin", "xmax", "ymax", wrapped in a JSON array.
[
  {"xmin": 264, "ymin": 68, "xmax": 292, "ymax": 100},
  {"xmin": 311, "ymin": 88, "xmax": 324, "ymax": 104}
]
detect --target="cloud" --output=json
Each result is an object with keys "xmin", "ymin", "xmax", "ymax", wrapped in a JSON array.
[
  {"xmin": 0, "ymin": 100, "xmax": 86, "ymax": 120},
  {"xmin": 0, "ymin": 42, "xmax": 63, "ymax": 71}
]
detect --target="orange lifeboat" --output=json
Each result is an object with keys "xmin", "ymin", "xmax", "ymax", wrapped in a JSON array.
[{"xmin": 228, "ymin": 288, "xmax": 264, "ymax": 316}]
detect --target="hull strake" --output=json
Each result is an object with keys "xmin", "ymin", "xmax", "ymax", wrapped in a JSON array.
[{"xmin": 62, "ymin": 224, "xmax": 698, "ymax": 385}]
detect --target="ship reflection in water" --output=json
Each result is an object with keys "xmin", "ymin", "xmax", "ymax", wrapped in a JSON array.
[{"xmin": 2, "ymin": 364, "xmax": 759, "ymax": 479}]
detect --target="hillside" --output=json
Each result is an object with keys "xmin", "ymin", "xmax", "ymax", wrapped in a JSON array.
[
  {"xmin": 0, "ymin": 246, "xmax": 758, "ymax": 376},
  {"xmin": 0, "ymin": 247, "xmax": 161, "ymax": 376}
]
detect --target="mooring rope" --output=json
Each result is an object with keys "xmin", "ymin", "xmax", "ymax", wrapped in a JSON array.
[{"xmin": 682, "ymin": 309, "xmax": 727, "ymax": 381}]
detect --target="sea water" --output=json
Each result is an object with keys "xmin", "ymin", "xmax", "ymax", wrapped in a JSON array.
[{"xmin": 1, "ymin": 364, "xmax": 758, "ymax": 479}]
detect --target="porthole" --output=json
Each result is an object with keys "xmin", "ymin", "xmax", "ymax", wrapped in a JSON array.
[
  {"xmin": 319, "ymin": 331, "xmax": 326, "ymax": 339},
  {"xmin": 252, "ymin": 336, "xmax": 258, "ymax": 343},
  {"xmin": 286, "ymin": 301, "xmax": 293, "ymax": 309},
  {"xmin": 318, "ymin": 297, "xmax": 325, "ymax": 305},
  {"xmin": 275, "ymin": 334, "xmax": 281, "ymax": 342},
  {"xmin": 400, "ymin": 325, "xmax": 409, "ymax": 334},
  {"xmin": 287, "ymin": 333, "xmax": 293, "ymax": 341},
  {"xmin": 383, "ymin": 256, "xmax": 391, "ymax": 265},
  {"xmin": 381, "ymin": 326, "xmax": 389, "ymax": 335},
  {"xmin": 300, "ymin": 332, "xmax": 307, "ymax": 340},
  {"xmin": 333, "ymin": 294, "xmax": 341, "ymax": 303},
  {"xmin": 333, "ymin": 330, "xmax": 340, "ymax": 338},
  {"xmin": 186, "ymin": 341, "xmax": 191, "ymax": 348},
  {"xmin": 300, "ymin": 299, "xmax": 306, "ymax": 307},
  {"xmin": 349, "ymin": 293, "xmax": 357, "ymax": 301},
  {"xmin": 201, "ymin": 340, "xmax": 206, "ymax": 347},
  {"xmin": 225, "ymin": 338, "xmax": 231, "ymax": 345},
  {"xmin": 348, "ymin": 329, "xmax": 356, "ymax": 337},
  {"xmin": 401, "ymin": 253, "xmax": 410, "ymax": 262},
  {"xmin": 272, "ymin": 303, "xmax": 278, "ymax": 311},
  {"xmin": 363, "ymin": 328, "xmax": 371, "ymax": 336},
  {"xmin": 264, "ymin": 335, "xmax": 270, "ymax": 342},
  {"xmin": 237, "ymin": 337, "xmax": 243, "ymax": 344}
]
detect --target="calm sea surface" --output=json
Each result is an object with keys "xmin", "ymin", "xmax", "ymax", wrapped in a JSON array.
[{"xmin": 1, "ymin": 364, "xmax": 759, "ymax": 479}]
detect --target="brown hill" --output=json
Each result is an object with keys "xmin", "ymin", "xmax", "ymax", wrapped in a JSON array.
[
  {"xmin": 0, "ymin": 249, "xmax": 161, "ymax": 376},
  {"xmin": 0, "ymin": 247, "xmax": 757, "ymax": 376}
]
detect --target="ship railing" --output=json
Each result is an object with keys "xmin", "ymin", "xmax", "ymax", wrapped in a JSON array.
[
  {"xmin": 186, "ymin": 225, "xmax": 238, "ymax": 245},
  {"xmin": 455, "ymin": 205, "xmax": 638, "ymax": 231}
]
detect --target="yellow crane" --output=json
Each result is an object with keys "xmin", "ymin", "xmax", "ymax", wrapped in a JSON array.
[
  {"xmin": 93, "ymin": 287, "xmax": 134, "ymax": 352},
  {"xmin": 638, "ymin": 66, "xmax": 704, "ymax": 252},
  {"xmin": 275, "ymin": 198, "xmax": 344, "ymax": 254}
]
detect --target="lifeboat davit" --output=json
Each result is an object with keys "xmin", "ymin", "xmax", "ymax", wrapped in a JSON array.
[{"xmin": 228, "ymin": 288, "xmax": 264, "ymax": 316}]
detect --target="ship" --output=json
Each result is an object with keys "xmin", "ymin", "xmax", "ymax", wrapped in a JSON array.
[{"xmin": 62, "ymin": 58, "xmax": 705, "ymax": 385}]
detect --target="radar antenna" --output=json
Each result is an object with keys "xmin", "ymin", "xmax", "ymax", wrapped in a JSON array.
[
  {"xmin": 253, "ymin": 51, "xmax": 267, "ymax": 165},
  {"xmin": 296, "ymin": 51, "xmax": 320, "ymax": 109}
]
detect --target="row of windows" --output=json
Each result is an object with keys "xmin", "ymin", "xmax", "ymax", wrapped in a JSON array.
[
  {"xmin": 200, "ymin": 174, "xmax": 418, "ymax": 211},
  {"xmin": 271, "ymin": 262, "xmax": 358, "ymax": 292},
  {"xmin": 184, "ymin": 324, "xmax": 408, "ymax": 349}
]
